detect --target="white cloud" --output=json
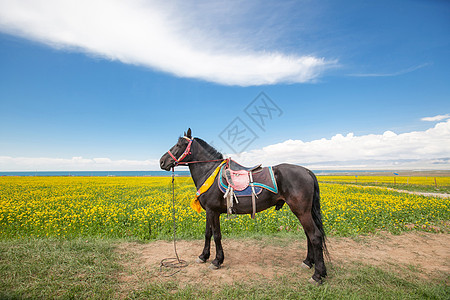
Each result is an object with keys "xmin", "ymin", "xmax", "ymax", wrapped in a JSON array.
[
  {"xmin": 2, "ymin": 120, "xmax": 450, "ymax": 171},
  {"xmin": 0, "ymin": 156, "xmax": 159, "ymax": 171},
  {"xmin": 0, "ymin": 0, "xmax": 335, "ymax": 86},
  {"xmin": 421, "ymin": 114, "xmax": 450, "ymax": 122},
  {"xmin": 232, "ymin": 119, "xmax": 450, "ymax": 170}
]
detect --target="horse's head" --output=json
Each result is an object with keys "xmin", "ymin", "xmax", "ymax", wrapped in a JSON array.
[{"xmin": 160, "ymin": 128, "xmax": 193, "ymax": 171}]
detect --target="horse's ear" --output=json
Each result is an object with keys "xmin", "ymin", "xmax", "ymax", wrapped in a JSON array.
[
  {"xmin": 186, "ymin": 128, "xmax": 192, "ymax": 138},
  {"xmin": 183, "ymin": 131, "xmax": 186, "ymax": 136}
]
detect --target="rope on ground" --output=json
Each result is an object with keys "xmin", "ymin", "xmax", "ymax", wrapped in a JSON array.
[{"xmin": 159, "ymin": 168, "xmax": 188, "ymax": 277}]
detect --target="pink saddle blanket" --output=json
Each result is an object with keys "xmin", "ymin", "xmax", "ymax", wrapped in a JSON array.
[{"xmin": 225, "ymin": 169, "xmax": 249, "ymax": 191}]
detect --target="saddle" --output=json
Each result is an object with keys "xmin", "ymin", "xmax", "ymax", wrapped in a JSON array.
[
  {"xmin": 228, "ymin": 159, "xmax": 262, "ymax": 172},
  {"xmin": 220, "ymin": 159, "xmax": 277, "ymax": 219}
]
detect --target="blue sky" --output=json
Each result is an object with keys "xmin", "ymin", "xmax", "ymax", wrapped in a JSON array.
[{"xmin": 0, "ymin": 0, "xmax": 449, "ymax": 171}]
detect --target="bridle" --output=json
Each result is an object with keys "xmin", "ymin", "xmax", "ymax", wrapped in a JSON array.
[
  {"xmin": 166, "ymin": 136, "xmax": 225, "ymax": 167},
  {"xmin": 167, "ymin": 136, "xmax": 193, "ymax": 166}
]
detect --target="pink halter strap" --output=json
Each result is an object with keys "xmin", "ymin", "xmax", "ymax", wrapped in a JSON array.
[{"xmin": 167, "ymin": 136, "xmax": 193, "ymax": 165}]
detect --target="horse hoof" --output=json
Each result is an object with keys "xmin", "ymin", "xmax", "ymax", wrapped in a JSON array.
[
  {"xmin": 301, "ymin": 262, "xmax": 312, "ymax": 269},
  {"xmin": 209, "ymin": 263, "xmax": 220, "ymax": 270},
  {"xmin": 308, "ymin": 277, "xmax": 322, "ymax": 286},
  {"xmin": 195, "ymin": 258, "xmax": 206, "ymax": 264}
]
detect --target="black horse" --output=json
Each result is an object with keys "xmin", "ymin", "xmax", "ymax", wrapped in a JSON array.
[{"xmin": 160, "ymin": 128, "xmax": 328, "ymax": 284}]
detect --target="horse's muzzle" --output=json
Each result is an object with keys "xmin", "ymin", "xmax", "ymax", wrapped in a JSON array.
[{"xmin": 159, "ymin": 156, "xmax": 171, "ymax": 171}]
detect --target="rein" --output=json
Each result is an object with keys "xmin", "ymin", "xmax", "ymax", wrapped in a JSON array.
[
  {"xmin": 160, "ymin": 167, "xmax": 188, "ymax": 276},
  {"xmin": 177, "ymin": 158, "xmax": 224, "ymax": 165}
]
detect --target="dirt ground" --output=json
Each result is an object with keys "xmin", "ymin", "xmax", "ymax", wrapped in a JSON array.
[
  {"xmin": 345, "ymin": 184, "xmax": 450, "ymax": 198},
  {"xmin": 117, "ymin": 232, "xmax": 449, "ymax": 289}
]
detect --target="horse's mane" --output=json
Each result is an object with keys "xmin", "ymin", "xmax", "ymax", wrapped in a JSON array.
[{"xmin": 194, "ymin": 138, "xmax": 223, "ymax": 159}]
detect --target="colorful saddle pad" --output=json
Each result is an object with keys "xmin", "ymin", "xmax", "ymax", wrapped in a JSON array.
[
  {"xmin": 225, "ymin": 169, "xmax": 250, "ymax": 191},
  {"xmin": 218, "ymin": 164, "xmax": 278, "ymax": 197}
]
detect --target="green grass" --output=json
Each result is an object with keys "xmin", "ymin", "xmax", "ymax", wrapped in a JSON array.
[
  {"xmin": 0, "ymin": 237, "xmax": 448, "ymax": 299},
  {"xmin": 0, "ymin": 238, "xmax": 123, "ymax": 299},
  {"xmin": 133, "ymin": 267, "xmax": 449, "ymax": 300}
]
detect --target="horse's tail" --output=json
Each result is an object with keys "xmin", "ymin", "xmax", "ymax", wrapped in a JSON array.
[{"xmin": 308, "ymin": 170, "xmax": 329, "ymax": 260}]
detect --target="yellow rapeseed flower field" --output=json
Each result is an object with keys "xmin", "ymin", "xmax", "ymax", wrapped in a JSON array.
[{"xmin": 0, "ymin": 176, "xmax": 448, "ymax": 239}]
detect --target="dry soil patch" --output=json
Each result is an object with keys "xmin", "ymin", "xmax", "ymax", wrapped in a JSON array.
[{"xmin": 117, "ymin": 232, "xmax": 449, "ymax": 290}]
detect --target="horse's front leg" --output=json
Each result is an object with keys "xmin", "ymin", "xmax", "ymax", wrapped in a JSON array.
[
  {"xmin": 208, "ymin": 209, "xmax": 224, "ymax": 269},
  {"xmin": 197, "ymin": 213, "xmax": 212, "ymax": 263}
]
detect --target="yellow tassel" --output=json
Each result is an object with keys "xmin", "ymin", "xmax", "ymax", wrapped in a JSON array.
[
  {"xmin": 190, "ymin": 160, "xmax": 226, "ymax": 213},
  {"xmin": 190, "ymin": 197, "xmax": 203, "ymax": 213}
]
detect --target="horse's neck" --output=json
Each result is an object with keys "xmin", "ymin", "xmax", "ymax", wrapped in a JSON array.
[
  {"xmin": 189, "ymin": 161, "xmax": 221, "ymax": 190},
  {"xmin": 188, "ymin": 143, "xmax": 223, "ymax": 190}
]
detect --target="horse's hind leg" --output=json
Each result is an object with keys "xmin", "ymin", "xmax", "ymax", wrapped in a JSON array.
[
  {"xmin": 300, "ymin": 212, "xmax": 326, "ymax": 283},
  {"xmin": 302, "ymin": 234, "xmax": 314, "ymax": 269},
  {"xmin": 289, "ymin": 204, "xmax": 327, "ymax": 283}
]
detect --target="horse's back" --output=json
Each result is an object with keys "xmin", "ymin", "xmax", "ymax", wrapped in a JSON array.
[
  {"xmin": 273, "ymin": 163, "xmax": 315, "ymax": 180},
  {"xmin": 272, "ymin": 163, "xmax": 316, "ymax": 199}
]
